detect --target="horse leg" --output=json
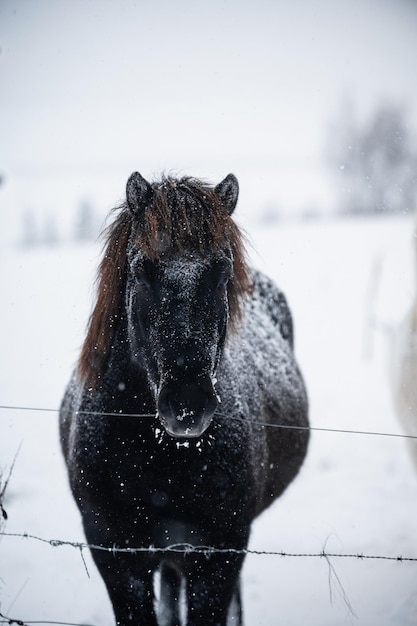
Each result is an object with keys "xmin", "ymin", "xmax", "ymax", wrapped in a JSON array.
[
  {"xmin": 159, "ymin": 560, "xmax": 182, "ymax": 626},
  {"xmin": 90, "ymin": 551, "xmax": 158, "ymax": 626},
  {"xmin": 186, "ymin": 554, "xmax": 245, "ymax": 626}
]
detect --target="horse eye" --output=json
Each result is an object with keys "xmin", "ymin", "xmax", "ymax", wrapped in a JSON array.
[
  {"xmin": 217, "ymin": 273, "xmax": 230, "ymax": 293},
  {"xmin": 135, "ymin": 272, "xmax": 150, "ymax": 289},
  {"xmin": 133, "ymin": 258, "xmax": 156, "ymax": 289}
]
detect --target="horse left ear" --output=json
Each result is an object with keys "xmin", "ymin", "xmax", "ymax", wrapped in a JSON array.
[
  {"xmin": 215, "ymin": 173, "xmax": 239, "ymax": 215},
  {"xmin": 126, "ymin": 172, "xmax": 153, "ymax": 217}
]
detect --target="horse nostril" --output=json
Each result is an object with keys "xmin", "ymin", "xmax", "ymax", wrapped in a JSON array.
[{"xmin": 157, "ymin": 387, "xmax": 174, "ymax": 420}]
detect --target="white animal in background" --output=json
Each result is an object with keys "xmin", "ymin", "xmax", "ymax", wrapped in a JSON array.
[{"xmin": 391, "ymin": 224, "xmax": 417, "ymax": 472}]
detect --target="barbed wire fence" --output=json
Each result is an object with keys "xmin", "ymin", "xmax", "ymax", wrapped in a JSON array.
[
  {"xmin": 2, "ymin": 529, "xmax": 417, "ymax": 562},
  {"xmin": 1, "ymin": 402, "xmax": 417, "ymax": 625},
  {"xmin": 0, "ymin": 531, "xmax": 415, "ymax": 626}
]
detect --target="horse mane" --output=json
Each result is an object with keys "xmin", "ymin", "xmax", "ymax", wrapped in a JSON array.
[{"xmin": 78, "ymin": 175, "xmax": 252, "ymax": 387}]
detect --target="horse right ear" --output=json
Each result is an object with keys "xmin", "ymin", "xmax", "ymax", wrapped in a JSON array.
[
  {"xmin": 126, "ymin": 172, "xmax": 153, "ymax": 217},
  {"xmin": 215, "ymin": 173, "xmax": 239, "ymax": 216}
]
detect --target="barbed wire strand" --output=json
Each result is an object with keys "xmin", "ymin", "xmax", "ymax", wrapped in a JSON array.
[
  {"xmin": 0, "ymin": 612, "xmax": 95, "ymax": 626},
  {"xmin": 0, "ymin": 531, "xmax": 413, "ymax": 624},
  {"xmin": 0, "ymin": 532, "xmax": 414, "ymax": 626},
  {"xmin": 1, "ymin": 531, "xmax": 416, "ymax": 563},
  {"xmin": 0, "ymin": 404, "xmax": 416, "ymax": 441}
]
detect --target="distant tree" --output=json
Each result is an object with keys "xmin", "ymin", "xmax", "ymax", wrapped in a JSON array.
[
  {"xmin": 73, "ymin": 199, "xmax": 99, "ymax": 242},
  {"xmin": 20, "ymin": 210, "xmax": 38, "ymax": 248},
  {"xmin": 327, "ymin": 101, "xmax": 417, "ymax": 215},
  {"xmin": 259, "ymin": 201, "xmax": 281, "ymax": 224}
]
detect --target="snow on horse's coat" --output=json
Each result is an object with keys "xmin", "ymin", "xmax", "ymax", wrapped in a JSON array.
[{"xmin": 59, "ymin": 172, "xmax": 309, "ymax": 626}]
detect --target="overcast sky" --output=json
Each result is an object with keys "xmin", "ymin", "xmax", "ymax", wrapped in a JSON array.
[{"xmin": 1, "ymin": 0, "xmax": 417, "ymax": 235}]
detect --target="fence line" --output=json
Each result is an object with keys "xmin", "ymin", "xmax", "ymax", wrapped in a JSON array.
[
  {"xmin": 2, "ymin": 404, "xmax": 416, "ymax": 623},
  {"xmin": 1, "ymin": 531, "xmax": 416, "ymax": 563},
  {"xmin": 1, "ymin": 404, "xmax": 416, "ymax": 441}
]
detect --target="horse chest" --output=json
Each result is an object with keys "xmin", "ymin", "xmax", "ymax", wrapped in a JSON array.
[
  {"xmin": 122, "ymin": 442, "xmax": 247, "ymax": 502},
  {"xmin": 75, "ymin": 419, "xmax": 253, "ymax": 522}
]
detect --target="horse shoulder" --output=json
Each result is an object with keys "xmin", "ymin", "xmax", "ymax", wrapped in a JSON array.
[{"xmin": 59, "ymin": 371, "xmax": 81, "ymax": 462}]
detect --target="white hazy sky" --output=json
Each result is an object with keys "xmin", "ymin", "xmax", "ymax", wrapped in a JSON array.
[{"xmin": 1, "ymin": 0, "xmax": 417, "ymax": 236}]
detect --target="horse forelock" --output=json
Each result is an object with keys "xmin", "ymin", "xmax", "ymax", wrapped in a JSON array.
[
  {"xmin": 135, "ymin": 177, "xmax": 233, "ymax": 256},
  {"xmin": 133, "ymin": 176, "xmax": 252, "ymax": 322},
  {"xmin": 78, "ymin": 175, "xmax": 252, "ymax": 387}
]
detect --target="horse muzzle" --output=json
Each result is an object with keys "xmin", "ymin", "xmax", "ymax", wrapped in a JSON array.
[{"xmin": 157, "ymin": 378, "xmax": 218, "ymax": 438}]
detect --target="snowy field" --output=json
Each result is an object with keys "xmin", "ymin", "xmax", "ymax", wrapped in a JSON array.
[{"xmin": 1, "ymin": 214, "xmax": 417, "ymax": 625}]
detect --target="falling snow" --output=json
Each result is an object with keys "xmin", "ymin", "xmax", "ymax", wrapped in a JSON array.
[{"xmin": 1, "ymin": 216, "xmax": 417, "ymax": 624}]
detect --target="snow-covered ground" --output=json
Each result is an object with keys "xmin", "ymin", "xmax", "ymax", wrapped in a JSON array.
[{"xmin": 1, "ymin": 214, "xmax": 417, "ymax": 625}]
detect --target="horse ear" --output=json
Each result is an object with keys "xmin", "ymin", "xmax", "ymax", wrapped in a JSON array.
[
  {"xmin": 215, "ymin": 173, "xmax": 239, "ymax": 215},
  {"xmin": 126, "ymin": 172, "xmax": 153, "ymax": 217}
]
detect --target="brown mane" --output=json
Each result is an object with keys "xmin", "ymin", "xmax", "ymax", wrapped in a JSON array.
[{"xmin": 78, "ymin": 175, "xmax": 252, "ymax": 387}]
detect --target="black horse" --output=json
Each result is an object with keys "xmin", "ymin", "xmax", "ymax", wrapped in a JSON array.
[{"xmin": 60, "ymin": 172, "xmax": 309, "ymax": 625}]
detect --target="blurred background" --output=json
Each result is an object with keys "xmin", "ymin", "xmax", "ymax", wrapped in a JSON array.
[{"xmin": 1, "ymin": 0, "xmax": 417, "ymax": 246}]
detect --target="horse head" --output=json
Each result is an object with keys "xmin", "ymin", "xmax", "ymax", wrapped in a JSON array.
[{"xmin": 123, "ymin": 172, "xmax": 250, "ymax": 438}]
